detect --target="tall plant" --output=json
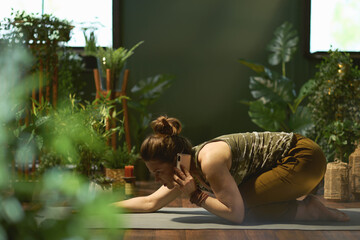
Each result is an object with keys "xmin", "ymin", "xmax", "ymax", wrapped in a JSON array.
[
  {"xmin": 307, "ymin": 50, "xmax": 360, "ymax": 162},
  {"xmin": 239, "ymin": 22, "xmax": 313, "ymax": 135}
]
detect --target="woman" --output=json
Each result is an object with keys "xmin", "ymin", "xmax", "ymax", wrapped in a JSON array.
[{"xmin": 115, "ymin": 116, "xmax": 349, "ymax": 224}]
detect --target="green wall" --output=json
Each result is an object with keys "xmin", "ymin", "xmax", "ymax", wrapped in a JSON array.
[{"xmin": 122, "ymin": 0, "xmax": 317, "ymax": 145}]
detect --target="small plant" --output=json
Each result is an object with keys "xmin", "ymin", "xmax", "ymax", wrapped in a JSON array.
[
  {"xmin": 83, "ymin": 29, "xmax": 97, "ymax": 56},
  {"xmin": 238, "ymin": 21, "xmax": 314, "ymax": 134},
  {"xmin": 96, "ymin": 41, "xmax": 143, "ymax": 83},
  {"xmin": 103, "ymin": 143, "xmax": 139, "ymax": 169}
]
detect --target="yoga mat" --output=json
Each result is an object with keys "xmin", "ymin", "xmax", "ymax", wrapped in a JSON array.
[{"xmin": 36, "ymin": 207, "xmax": 360, "ymax": 230}]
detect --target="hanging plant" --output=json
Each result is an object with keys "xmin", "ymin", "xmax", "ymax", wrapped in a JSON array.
[{"xmin": 1, "ymin": 10, "xmax": 73, "ymax": 45}]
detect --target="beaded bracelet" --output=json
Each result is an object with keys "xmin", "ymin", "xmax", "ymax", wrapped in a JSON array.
[{"xmin": 189, "ymin": 189, "xmax": 209, "ymax": 206}]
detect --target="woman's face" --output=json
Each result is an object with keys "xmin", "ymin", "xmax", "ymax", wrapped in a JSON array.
[{"xmin": 145, "ymin": 160, "xmax": 175, "ymax": 189}]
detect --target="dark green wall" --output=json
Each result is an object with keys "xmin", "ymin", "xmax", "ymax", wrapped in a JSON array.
[{"xmin": 122, "ymin": 0, "xmax": 318, "ymax": 145}]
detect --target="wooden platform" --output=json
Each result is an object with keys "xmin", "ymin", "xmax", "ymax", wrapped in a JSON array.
[{"xmin": 115, "ymin": 181, "xmax": 360, "ymax": 240}]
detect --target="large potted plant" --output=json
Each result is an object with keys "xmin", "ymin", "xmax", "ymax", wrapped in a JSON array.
[
  {"xmin": 307, "ymin": 50, "xmax": 360, "ymax": 201},
  {"xmin": 238, "ymin": 21, "xmax": 314, "ymax": 135},
  {"xmin": 307, "ymin": 50, "xmax": 360, "ymax": 162}
]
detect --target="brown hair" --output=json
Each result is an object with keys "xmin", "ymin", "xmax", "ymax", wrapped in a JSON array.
[{"xmin": 140, "ymin": 116, "xmax": 192, "ymax": 163}]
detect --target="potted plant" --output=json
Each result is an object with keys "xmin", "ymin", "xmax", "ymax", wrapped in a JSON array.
[
  {"xmin": 102, "ymin": 142, "xmax": 139, "ymax": 185},
  {"xmin": 307, "ymin": 50, "xmax": 360, "ymax": 201},
  {"xmin": 81, "ymin": 26, "xmax": 98, "ymax": 69},
  {"xmin": 238, "ymin": 21, "xmax": 314, "ymax": 135},
  {"xmin": 237, "ymin": 23, "xmax": 333, "ymax": 199},
  {"xmin": 96, "ymin": 41, "xmax": 143, "ymax": 90},
  {"xmin": 307, "ymin": 50, "xmax": 360, "ymax": 162}
]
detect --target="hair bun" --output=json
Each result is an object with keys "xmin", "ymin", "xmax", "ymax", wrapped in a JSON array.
[{"xmin": 151, "ymin": 116, "xmax": 182, "ymax": 136}]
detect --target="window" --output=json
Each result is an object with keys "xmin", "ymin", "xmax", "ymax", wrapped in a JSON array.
[
  {"xmin": 0, "ymin": 0, "xmax": 113, "ymax": 47},
  {"xmin": 306, "ymin": 0, "xmax": 360, "ymax": 58}
]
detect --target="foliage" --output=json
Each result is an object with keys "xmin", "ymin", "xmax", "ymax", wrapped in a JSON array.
[
  {"xmin": 128, "ymin": 74, "xmax": 174, "ymax": 149},
  {"xmin": 97, "ymin": 41, "xmax": 143, "ymax": 83},
  {"xmin": 239, "ymin": 21, "xmax": 314, "ymax": 135},
  {"xmin": 83, "ymin": 30, "xmax": 97, "ymax": 56},
  {"xmin": 0, "ymin": 10, "xmax": 73, "ymax": 45},
  {"xmin": 103, "ymin": 143, "xmax": 139, "ymax": 169},
  {"xmin": 58, "ymin": 48, "xmax": 85, "ymax": 100},
  {"xmin": 307, "ymin": 50, "xmax": 360, "ymax": 162},
  {"xmin": 0, "ymin": 46, "xmax": 124, "ymax": 240}
]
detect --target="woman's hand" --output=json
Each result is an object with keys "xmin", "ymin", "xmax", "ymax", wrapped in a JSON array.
[{"xmin": 173, "ymin": 166, "xmax": 197, "ymax": 197}]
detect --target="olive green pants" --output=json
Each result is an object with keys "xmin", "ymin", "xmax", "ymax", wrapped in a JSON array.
[{"xmin": 238, "ymin": 134, "xmax": 327, "ymax": 222}]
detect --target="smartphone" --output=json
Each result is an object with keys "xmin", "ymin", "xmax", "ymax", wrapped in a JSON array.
[{"xmin": 176, "ymin": 153, "xmax": 191, "ymax": 171}]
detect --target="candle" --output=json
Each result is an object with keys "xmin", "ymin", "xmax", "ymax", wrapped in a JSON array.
[{"xmin": 125, "ymin": 165, "xmax": 134, "ymax": 177}]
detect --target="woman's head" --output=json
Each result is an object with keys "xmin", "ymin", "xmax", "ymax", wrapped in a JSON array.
[
  {"xmin": 140, "ymin": 116, "xmax": 192, "ymax": 188},
  {"xmin": 140, "ymin": 116, "xmax": 192, "ymax": 164}
]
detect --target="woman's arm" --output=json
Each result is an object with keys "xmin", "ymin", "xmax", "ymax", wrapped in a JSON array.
[
  {"xmin": 112, "ymin": 185, "xmax": 181, "ymax": 212},
  {"xmin": 200, "ymin": 157, "xmax": 245, "ymax": 224},
  {"xmin": 174, "ymin": 142, "xmax": 245, "ymax": 224}
]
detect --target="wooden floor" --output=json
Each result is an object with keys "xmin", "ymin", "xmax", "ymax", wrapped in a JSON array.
[{"xmin": 120, "ymin": 181, "xmax": 360, "ymax": 240}]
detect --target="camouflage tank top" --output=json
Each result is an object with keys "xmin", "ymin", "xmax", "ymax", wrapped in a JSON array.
[{"xmin": 191, "ymin": 132, "xmax": 296, "ymax": 191}]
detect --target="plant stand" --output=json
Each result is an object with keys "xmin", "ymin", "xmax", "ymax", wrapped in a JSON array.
[
  {"xmin": 93, "ymin": 68, "xmax": 131, "ymax": 152},
  {"xmin": 123, "ymin": 177, "xmax": 136, "ymax": 198}
]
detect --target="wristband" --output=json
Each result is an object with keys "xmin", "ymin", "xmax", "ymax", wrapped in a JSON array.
[{"xmin": 189, "ymin": 188, "xmax": 209, "ymax": 206}]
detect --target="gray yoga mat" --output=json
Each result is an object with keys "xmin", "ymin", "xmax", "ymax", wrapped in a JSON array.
[{"xmin": 37, "ymin": 207, "xmax": 360, "ymax": 230}]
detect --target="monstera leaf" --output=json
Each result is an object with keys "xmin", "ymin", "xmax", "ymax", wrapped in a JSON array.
[
  {"xmin": 288, "ymin": 106, "xmax": 314, "ymax": 136},
  {"xmin": 267, "ymin": 21, "xmax": 298, "ymax": 66},
  {"xmin": 130, "ymin": 74, "xmax": 174, "ymax": 108},
  {"xmin": 248, "ymin": 100, "xmax": 287, "ymax": 132},
  {"xmin": 249, "ymin": 72, "xmax": 295, "ymax": 104},
  {"xmin": 238, "ymin": 21, "xmax": 313, "ymax": 134}
]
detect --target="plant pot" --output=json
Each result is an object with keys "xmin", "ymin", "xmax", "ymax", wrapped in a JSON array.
[
  {"xmin": 13, "ymin": 180, "xmax": 39, "ymax": 203},
  {"xmin": 324, "ymin": 161, "xmax": 350, "ymax": 201},
  {"xmin": 89, "ymin": 181, "xmax": 113, "ymax": 193},
  {"xmin": 104, "ymin": 167, "xmax": 125, "ymax": 184},
  {"xmin": 82, "ymin": 55, "xmax": 97, "ymax": 70},
  {"xmin": 349, "ymin": 144, "xmax": 360, "ymax": 200}
]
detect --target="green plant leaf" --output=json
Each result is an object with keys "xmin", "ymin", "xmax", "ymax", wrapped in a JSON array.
[
  {"xmin": 288, "ymin": 106, "xmax": 314, "ymax": 136},
  {"xmin": 290, "ymin": 79, "xmax": 316, "ymax": 113},
  {"xmin": 238, "ymin": 59, "xmax": 265, "ymax": 73},
  {"xmin": 249, "ymin": 74, "xmax": 295, "ymax": 104},
  {"xmin": 248, "ymin": 100, "xmax": 287, "ymax": 131},
  {"xmin": 267, "ymin": 21, "xmax": 298, "ymax": 66},
  {"xmin": 131, "ymin": 74, "xmax": 174, "ymax": 107}
]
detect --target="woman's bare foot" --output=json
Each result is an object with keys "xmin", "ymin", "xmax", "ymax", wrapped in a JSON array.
[{"xmin": 295, "ymin": 195, "xmax": 350, "ymax": 222}]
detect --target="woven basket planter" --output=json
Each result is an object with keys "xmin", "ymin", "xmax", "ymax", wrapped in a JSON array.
[
  {"xmin": 324, "ymin": 161, "xmax": 350, "ymax": 201},
  {"xmin": 105, "ymin": 168, "xmax": 125, "ymax": 185},
  {"xmin": 349, "ymin": 145, "xmax": 360, "ymax": 200}
]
